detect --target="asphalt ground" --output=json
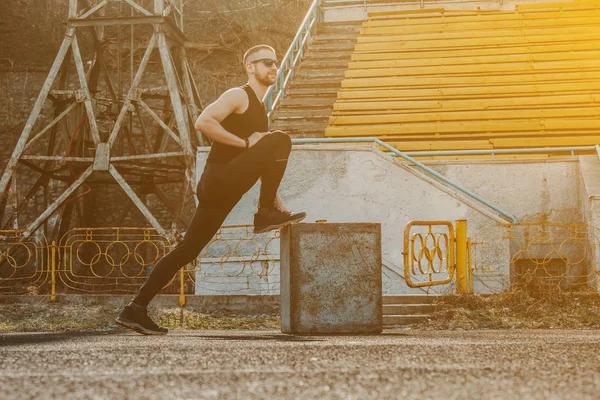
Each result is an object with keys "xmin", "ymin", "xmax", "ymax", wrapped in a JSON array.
[{"xmin": 1, "ymin": 329, "xmax": 600, "ymax": 399}]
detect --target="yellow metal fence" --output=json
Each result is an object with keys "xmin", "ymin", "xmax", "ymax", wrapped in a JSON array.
[
  {"xmin": 0, "ymin": 225, "xmax": 281, "ymax": 301},
  {"xmin": 2, "ymin": 222, "xmax": 600, "ymax": 298}
]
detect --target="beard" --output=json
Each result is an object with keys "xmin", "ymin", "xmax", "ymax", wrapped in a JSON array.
[{"xmin": 256, "ymin": 71, "xmax": 276, "ymax": 86}]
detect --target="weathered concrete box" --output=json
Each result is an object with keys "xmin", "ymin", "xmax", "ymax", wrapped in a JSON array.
[{"xmin": 280, "ymin": 223, "xmax": 382, "ymax": 334}]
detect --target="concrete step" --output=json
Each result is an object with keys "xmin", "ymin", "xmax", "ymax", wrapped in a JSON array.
[
  {"xmin": 383, "ymin": 294, "xmax": 438, "ymax": 305},
  {"xmin": 383, "ymin": 314, "xmax": 431, "ymax": 325},
  {"xmin": 312, "ymin": 33, "xmax": 361, "ymax": 43},
  {"xmin": 279, "ymin": 96, "xmax": 337, "ymax": 107},
  {"xmin": 294, "ymin": 69, "xmax": 346, "ymax": 79},
  {"xmin": 285, "ymin": 86, "xmax": 341, "ymax": 97},
  {"xmin": 273, "ymin": 115, "xmax": 329, "ymax": 123},
  {"xmin": 273, "ymin": 108, "xmax": 333, "ymax": 118},
  {"xmin": 309, "ymin": 42, "xmax": 356, "ymax": 52},
  {"xmin": 318, "ymin": 23, "xmax": 363, "ymax": 34},
  {"xmin": 298, "ymin": 59, "xmax": 351, "ymax": 69},
  {"xmin": 303, "ymin": 51, "xmax": 353, "ymax": 60},
  {"xmin": 289, "ymin": 78, "xmax": 343, "ymax": 88},
  {"xmin": 383, "ymin": 304, "xmax": 437, "ymax": 315}
]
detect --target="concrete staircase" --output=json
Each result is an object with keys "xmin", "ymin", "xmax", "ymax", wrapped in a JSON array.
[
  {"xmin": 383, "ymin": 295, "xmax": 438, "ymax": 326},
  {"xmin": 270, "ymin": 21, "xmax": 362, "ymax": 137}
]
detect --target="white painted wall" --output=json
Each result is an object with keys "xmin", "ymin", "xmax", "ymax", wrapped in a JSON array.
[{"xmin": 196, "ymin": 146, "xmax": 583, "ymax": 294}]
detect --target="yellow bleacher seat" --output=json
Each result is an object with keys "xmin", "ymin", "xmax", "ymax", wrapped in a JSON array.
[{"xmin": 325, "ymin": 1, "xmax": 600, "ymax": 158}]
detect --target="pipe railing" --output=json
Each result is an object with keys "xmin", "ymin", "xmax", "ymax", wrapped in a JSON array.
[
  {"xmin": 291, "ymin": 137, "xmax": 572, "ymax": 223},
  {"xmin": 263, "ymin": 0, "xmax": 322, "ymax": 119}
]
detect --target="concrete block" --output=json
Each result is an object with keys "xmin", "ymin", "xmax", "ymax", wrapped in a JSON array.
[{"xmin": 280, "ymin": 223, "xmax": 382, "ymax": 334}]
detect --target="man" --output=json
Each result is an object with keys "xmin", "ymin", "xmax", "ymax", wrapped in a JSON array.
[{"xmin": 116, "ymin": 45, "xmax": 306, "ymax": 335}]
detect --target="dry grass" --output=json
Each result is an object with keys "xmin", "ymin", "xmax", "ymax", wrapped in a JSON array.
[
  {"xmin": 420, "ymin": 290, "xmax": 600, "ymax": 330},
  {"xmin": 0, "ymin": 303, "xmax": 279, "ymax": 333}
]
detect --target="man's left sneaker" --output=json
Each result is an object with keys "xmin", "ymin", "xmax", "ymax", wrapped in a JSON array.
[
  {"xmin": 115, "ymin": 303, "xmax": 168, "ymax": 335},
  {"xmin": 253, "ymin": 208, "xmax": 306, "ymax": 234}
]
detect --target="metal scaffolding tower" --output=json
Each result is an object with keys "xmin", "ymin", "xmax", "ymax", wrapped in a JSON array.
[{"xmin": 0, "ymin": 0, "xmax": 203, "ymax": 240}]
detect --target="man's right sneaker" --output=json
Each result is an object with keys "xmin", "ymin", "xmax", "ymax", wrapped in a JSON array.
[
  {"xmin": 115, "ymin": 303, "xmax": 168, "ymax": 335},
  {"xmin": 253, "ymin": 208, "xmax": 306, "ymax": 234}
]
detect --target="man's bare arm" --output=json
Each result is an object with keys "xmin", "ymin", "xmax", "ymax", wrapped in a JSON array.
[{"xmin": 194, "ymin": 88, "xmax": 248, "ymax": 148}]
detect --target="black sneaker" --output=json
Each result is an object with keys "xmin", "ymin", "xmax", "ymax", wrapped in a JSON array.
[
  {"xmin": 253, "ymin": 208, "xmax": 306, "ymax": 234},
  {"xmin": 115, "ymin": 304, "xmax": 168, "ymax": 335}
]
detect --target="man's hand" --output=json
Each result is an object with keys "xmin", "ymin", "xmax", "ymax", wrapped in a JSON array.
[{"xmin": 248, "ymin": 131, "xmax": 271, "ymax": 148}]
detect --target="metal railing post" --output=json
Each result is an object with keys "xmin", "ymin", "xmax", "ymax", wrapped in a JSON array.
[
  {"xmin": 50, "ymin": 241, "xmax": 57, "ymax": 301},
  {"xmin": 179, "ymin": 267, "xmax": 186, "ymax": 307},
  {"xmin": 455, "ymin": 220, "xmax": 468, "ymax": 294},
  {"xmin": 467, "ymin": 237, "xmax": 473, "ymax": 293}
]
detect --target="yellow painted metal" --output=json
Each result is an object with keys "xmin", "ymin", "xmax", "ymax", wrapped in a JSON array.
[
  {"xmin": 1, "ymin": 225, "xmax": 281, "ymax": 295},
  {"xmin": 470, "ymin": 223, "xmax": 600, "ymax": 293},
  {"xmin": 455, "ymin": 220, "xmax": 468, "ymax": 295},
  {"xmin": 333, "ymin": 94, "xmax": 600, "ymax": 113},
  {"xmin": 51, "ymin": 241, "xmax": 56, "ymax": 301},
  {"xmin": 346, "ymin": 59, "xmax": 600, "ymax": 80},
  {"xmin": 516, "ymin": 0, "xmax": 600, "ymax": 11},
  {"xmin": 358, "ymin": 24, "xmax": 600, "ymax": 44},
  {"xmin": 491, "ymin": 136, "xmax": 600, "ymax": 148},
  {"xmin": 354, "ymin": 32, "xmax": 600, "ymax": 52},
  {"xmin": 403, "ymin": 220, "xmax": 455, "ymax": 288},
  {"xmin": 325, "ymin": 120, "xmax": 600, "ymax": 137},
  {"xmin": 328, "ymin": 3, "xmax": 600, "ymax": 157},
  {"xmin": 348, "ymin": 50, "xmax": 600, "ymax": 71},
  {"xmin": 341, "ymin": 70, "xmax": 600, "ymax": 89},
  {"xmin": 363, "ymin": 7, "xmax": 600, "ymax": 28},
  {"xmin": 179, "ymin": 268, "xmax": 186, "ymax": 307},
  {"xmin": 467, "ymin": 237, "xmax": 473, "ymax": 294},
  {"xmin": 367, "ymin": 7, "xmax": 446, "ymax": 18},
  {"xmin": 362, "ymin": 14, "xmax": 600, "ymax": 36},
  {"xmin": 351, "ymin": 41, "xmax": 600, "ymax": 62},
  {"xmin": 336, "ymin": 81, "xmax": 600, "ymax": 101},
  {"xmin": 385, "ymin": 140, "xmax": 494, "ymax": 152},
  {"xmin": 329, "ymin": 107, "xmax": 600, "ymax": 126}
]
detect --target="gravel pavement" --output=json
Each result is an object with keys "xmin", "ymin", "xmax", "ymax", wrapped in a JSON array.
[{"xmin": 1, "ymin": 329, "xmax": 600, "ymax": 399}]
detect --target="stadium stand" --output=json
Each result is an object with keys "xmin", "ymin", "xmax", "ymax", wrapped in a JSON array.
[{"xmin": 325, "ymin": 1, "xmax": 600, "ymax": 158}]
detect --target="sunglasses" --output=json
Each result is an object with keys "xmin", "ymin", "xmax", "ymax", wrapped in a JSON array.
[{"xmin": 250, "ymin": 58, "xmax": 278, "ymax": 68}]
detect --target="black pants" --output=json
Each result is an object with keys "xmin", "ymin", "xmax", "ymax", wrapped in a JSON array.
[{"xmin": 132, "ymin": 131, "xmax": 292, "ymax": 307}]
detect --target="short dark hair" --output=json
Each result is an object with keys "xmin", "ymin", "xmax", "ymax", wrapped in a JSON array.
[{"xmin": 243, "ymin": 45, "xmax": 276, "ymax": 65}]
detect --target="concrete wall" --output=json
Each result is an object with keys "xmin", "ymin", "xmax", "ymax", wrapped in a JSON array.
[{"xmin": 196, "ymin": 146, "xmax": 583, "ymax": 294}]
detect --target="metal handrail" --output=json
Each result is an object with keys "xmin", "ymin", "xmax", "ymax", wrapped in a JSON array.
[
  {"xmin": 291, "ymin": 137, "xmax": 520, "ymax": 223},
  {"xmin": 262, "ymin": 0, "xmax": 322, "ymax": 119}
]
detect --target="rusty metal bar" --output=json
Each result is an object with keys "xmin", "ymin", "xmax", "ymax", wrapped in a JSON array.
[
  {"xmin": 154, "ymin": 0, "xmax": 164, "ymax": 14},
  {"xmin": 79, "ymin": 0, "xmax": 108, "ymax": 19},
  {"xmin": 179, "ymin": 267, "xmax": 186, "ymax": 307},
  {"xmin": 123, "ymin": 0, "xmax": 153, "ymax": 16},
  {"xmin": 456, "ymin": 219, "xmax": 468, "ymax": 294},
  {"xmin": 24, "ymin": 102, "xmax": 77, "ymax": 151},
  {"xmin": 71, "ymin": 35, "xmax": 102, "ymax": 145},
  {"xmin": 20, "ymin": 155, "xmax": 93, "ymax": 162},
  {"xmin": 157, "ymin": 33, "xmax": 192, "ymax": 157},
  {"xmin": 111, "ymin": 152, "xmax": 186, "ymax": 161},
  {"xmin": 25, "ymin": 166, "xmax": 94, "ymax": 236},
  {"xmin": 108, "ymin": 33, "xmax": 157, "ymax": 148},
  {"xmin": 109, "ymin": 165, "xmax": 165, "ymax": 234},
  {"xmin": 69, "ymin": 0, "xmax": 79, "ymax": 18},
  {"xmin": 138, "ymin": 99, "xmax": 182, "ymax": 146},
  {"xmin": 50, "ymin": 241, "xmax": 57, "ymax": 301},
  {"xmin": 68, "ymin": 16, "xmax": 164, "ymax": 26},
  {"xmin": 0, "ymin": 32, "xmax": 74, "ymax": 199}
]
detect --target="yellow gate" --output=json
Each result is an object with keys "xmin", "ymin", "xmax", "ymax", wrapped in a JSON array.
[{"xmin": 403, "ymin": 219, "xmax": 469, "ymax": 293}]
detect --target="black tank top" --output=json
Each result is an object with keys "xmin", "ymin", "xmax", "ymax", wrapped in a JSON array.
[{"xmin": 206, "ymin": 84, "xmax": 268, "ymax": 163}]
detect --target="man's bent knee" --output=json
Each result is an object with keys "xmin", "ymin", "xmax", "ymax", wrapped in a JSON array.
[{"xmin": 269, "ymin": 131, "xmax": 292, "ymax": 153}]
